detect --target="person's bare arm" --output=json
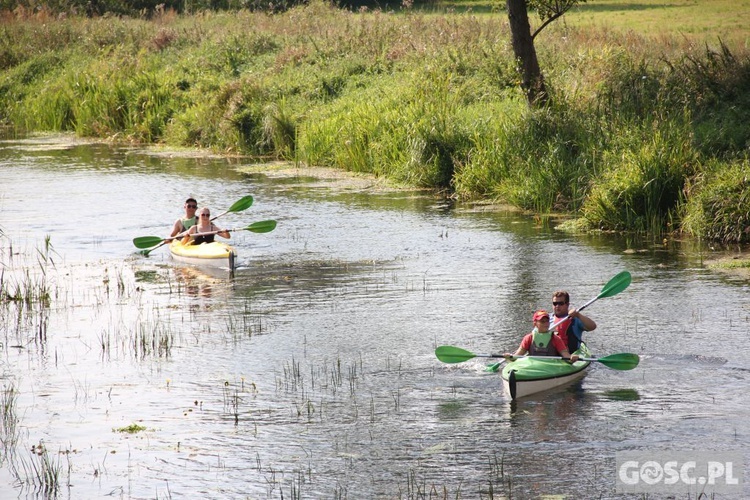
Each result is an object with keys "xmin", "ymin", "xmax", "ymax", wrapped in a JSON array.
[{"xmin": 170, "ymin": 219, "xmax": 182, "ymax": 237}]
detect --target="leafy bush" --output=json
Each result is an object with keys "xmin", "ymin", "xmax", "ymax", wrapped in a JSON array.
[
  {"xmin": 581, "ymin": 124, "xmax": 697, "ymax": 232},
  {"xmin": 681, "ymin": 160, "xmax": 750, "ymax": 243}
]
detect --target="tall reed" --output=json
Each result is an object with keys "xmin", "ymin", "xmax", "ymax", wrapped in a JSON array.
[{"xmin": 0, "ymin": 384, "xmax": 20, "ymax": 459}]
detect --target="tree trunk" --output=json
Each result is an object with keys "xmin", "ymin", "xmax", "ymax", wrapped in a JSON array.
[{"xmin": 506, "ymin": 0, "xmax": 548, "ymax": 106}]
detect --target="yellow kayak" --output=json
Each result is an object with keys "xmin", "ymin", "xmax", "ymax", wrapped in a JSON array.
[{"xmin": 169, "ymin": 240, "xmax": 236, "ymax": 270}]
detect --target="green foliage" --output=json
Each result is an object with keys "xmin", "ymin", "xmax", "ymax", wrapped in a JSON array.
[
  {"xmin": 581, "ymin": 124, "xmax": 697, "ymax": 233},
  {"xmin": 675, "ymin": 42, "xmax": 750, "ymax": 157},
  {"xmin": 262, "ymin": 99, "xmax": 299, "ymax": 160},
  {"xmin": 166, "ymin": 80, "xmax": 263, "ymax": 152},
  {"xmin": 453, "ymin": 101, "xmax": 598, "ymax": 213},
  {"xmin": 299, "ymin": 66, "xmax": 495, "ymax": 188},
  {"xmin": 681, "ymin": 160, "xmax": 750, "ymax": 243},
  {"xmin": 17, "ymin": 59, "xmax": 182, "ymax": 140},
  {"xmin": 1, "ymin": 7, "xmax": 750, "ymax": 240},
  {"xmin": 529, "ymin": 0, "xmax": 587, "ymax": 23},
  {"xmin": 113, "ymin": 423, "xmax": 148, "ymax": 433}
]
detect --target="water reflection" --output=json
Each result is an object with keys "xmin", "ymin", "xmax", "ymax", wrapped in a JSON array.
[
  {"xmin": 601, "ymin": 388, "xmax": 641, "ymax": 401},
  {"xmin": 173, "ymin": 266, "xmax": 219, "ymax": 300}
]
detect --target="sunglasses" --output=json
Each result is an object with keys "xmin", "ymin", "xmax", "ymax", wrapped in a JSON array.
[
  {"xmin": 186, "ymin": 204, "xmax": 197, "ymax": 209},
  {"xmin": 200, "ymin": 213, "xmax": 211, "ymax": 217},
  {"xmin": 552, "ymin": 301, "xmax": 568, "ymax": 306},
  {"xmin": 537, "ymin": 317, "xmax": 550, "ymax": 322}
]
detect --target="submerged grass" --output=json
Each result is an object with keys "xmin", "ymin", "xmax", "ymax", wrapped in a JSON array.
[
  {"xmin": 0, "ymin": 236, "xmax": 56, "ymax": 308},
  {"xmin": 1, "ymin": 384, "xmax": 67, "ymax": 495},
  {"xmin": 0, "ymin": 384, "xmax": 20, "ymax": 459},
  {"xmin": 18, "ymin": 441, "xmax": 68, "ymax": 496},
  {"xmin": 1, "ymin": 3, "xmax": 750, "ymax": 239}
]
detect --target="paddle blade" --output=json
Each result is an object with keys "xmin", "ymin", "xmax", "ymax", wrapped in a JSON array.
[
  {"xmin": 247, "ymin": 220, "xmax": 277, "ymax": 233},
  {"xmin": 139, "ymin": 240, "xmax": 168, "ymax": 256},
  {"xmin": 485, "ymin": 361, "xmax": 505, "ymax": 372},
  {"xmin": 227, "ymin": 195, "xmax": 254, "ymax": 213},
  {"xmin": 133, "ymin": 236, "xmax": 165, "ymax": 249},
  {"xmin": 435, "ymin": 345, "xmax": 476, "ymax": 364},
  {"xmin": 596, "ymin": 353, "xmax": 640, "ymax": 371},
  {"xmin": 597, "ymin": 271, "xmax": 632, "ymax": 299}
]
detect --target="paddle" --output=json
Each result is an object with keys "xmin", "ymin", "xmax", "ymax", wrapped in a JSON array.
[
  {"xmin": 134, "ymin": 195, "xmax": 255, "ymax": 255},
  {"xmin": 134, "ymin": 235, "xmax": 178, "ymax": 249},
  {"xmin": 485, "ymin": 361, "xmax": 505, "ymax": 372},
  {"xmin": 210, "ymin": 195, "xmax": 254, "ymax": 220},
  {"xmin": 134, "ymin": 220, "xmax": 277, "ymax": 249},
  {"xmin": 435, "ymin": 346, "xmax": 639, "ymax": 371},
  {"xmin": 508, "ymin": 353, "xmax": 640, "ymax": 371},
  {"xmin": 436, "ymin": 345, "xmax": 504, "ymax": 363},
  {"xmin": 184, "ymin": 220, "xmax": 278, "ymax": 239}
]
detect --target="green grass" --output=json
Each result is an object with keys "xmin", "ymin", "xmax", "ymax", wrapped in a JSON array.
[
  {"xmin": 1, "ymin": 1, "xmax": 750, "ymax": 240},
  {"xmin": 710, "ymin": 259, "xmax": 750, "ymax": 270},
  {"xmin": 563, "ymin": 0, "xmax": 750, "ymax": 45},
  {"xmin": 113, "ymin": 423, "xmax": 148, "ymax": 434},
  {"xmin": 434, "ymin": 0, "xmax": 750, "ymax": 46}
]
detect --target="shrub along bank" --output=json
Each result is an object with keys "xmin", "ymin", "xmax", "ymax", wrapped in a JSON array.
[{"xmin": 0, "ymin": 4, "xmax": 748, "ymax": 242}]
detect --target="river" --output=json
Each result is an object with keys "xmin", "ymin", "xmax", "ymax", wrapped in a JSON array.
[{"xmin": 1, "ymin": 134, "xmax": 748, "ymax": 499}]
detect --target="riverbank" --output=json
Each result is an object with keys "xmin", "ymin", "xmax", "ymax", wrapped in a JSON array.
[
  {"xmin": 1, "ymin": 2, "xmax": 749, "ymax": 242},
  {"xmin": 705, "ymin": 252, "xmax": 750, "ymax": 280}
]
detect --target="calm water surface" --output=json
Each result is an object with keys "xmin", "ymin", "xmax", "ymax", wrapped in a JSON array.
[{"xmin": 1, "ymin": 135, "xmax": 749, "ymax": 499}]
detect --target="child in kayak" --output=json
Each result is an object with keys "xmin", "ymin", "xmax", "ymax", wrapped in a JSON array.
[{"xmin": 503, "ymin": 310, "xmax": 580, "ymax": 362}]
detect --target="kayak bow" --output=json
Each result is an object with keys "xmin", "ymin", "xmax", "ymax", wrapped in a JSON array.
[
  {"xmin": 169, "ymin": 240, "xmax": 237, "ymax": 270},
  {"xmin": 501, "ymin": 345, "xmax": 593, "ymax": 400}
]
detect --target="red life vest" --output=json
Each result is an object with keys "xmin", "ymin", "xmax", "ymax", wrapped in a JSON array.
[
  {"xmin": 553, "ymin": 316, "xmax": 572, "ymax": 346},
  {"xmin": 553, "ymin": 316, "xmax": 582, "ymax": 353}
]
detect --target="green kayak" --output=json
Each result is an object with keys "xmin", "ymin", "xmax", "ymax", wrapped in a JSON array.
[{"xmin": 501, "ymin": 344, "xmax": 592, "ymax": 400}]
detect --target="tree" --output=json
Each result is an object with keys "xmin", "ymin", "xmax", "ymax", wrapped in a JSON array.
[{"xmin": 506, "ymin": 0, "xmax": 587, "ymax": 106}]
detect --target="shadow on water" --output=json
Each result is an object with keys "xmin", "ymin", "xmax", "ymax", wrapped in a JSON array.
[{"xmin": 601, "ymin": 388, "xmax": 641, "ymax": 402}]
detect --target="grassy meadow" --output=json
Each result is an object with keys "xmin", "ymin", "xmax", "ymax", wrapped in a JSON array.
[{"xmin": 0, "ymin": 0, "xmax": 749, "ymax": 241}]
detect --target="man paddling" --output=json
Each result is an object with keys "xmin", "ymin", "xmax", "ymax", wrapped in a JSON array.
[{"xmin": 551, "ymin": 290, "xmax": 597, "ymax": 353}]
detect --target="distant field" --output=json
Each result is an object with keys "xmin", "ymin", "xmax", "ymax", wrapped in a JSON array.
[
  {"xmin": 565, "ymin": 0, "xmax": 749, "ymax": 40},
  {"xmin": 434, "ymin": 0, "xmax": 750, "ymax": 45}
]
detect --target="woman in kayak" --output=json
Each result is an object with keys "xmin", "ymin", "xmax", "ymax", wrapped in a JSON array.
[
  {"xmin": 503, "ymin": 310, "xmax": 580, "ymax": 362},
  {"xmin": 551, "ymin": 290, "xmax": 597, "ymax": 353},
  {"xmin": 170, "ymin": 197, "xmax": 199, "ymax": 237},
  {"xmin": 181, "ymin": 207, "xmax": 231, "ymax": 245}
]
